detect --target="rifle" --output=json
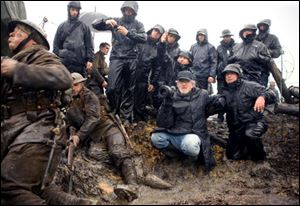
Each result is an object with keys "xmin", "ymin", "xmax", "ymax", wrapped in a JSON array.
[
  {"xmin": 67, "ymin": 126, "xmax": 76, "ymax": 194},
  {"xmin": 41, "ymin": 108, "xmax": 65, "ymax": 190},
  {"xmin": 110, "ymin": 113, "xmax": 134, "ymax": 150}
]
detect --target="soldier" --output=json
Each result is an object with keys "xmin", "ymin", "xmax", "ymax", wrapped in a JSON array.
[
  {"xmin": 92, "ymin": 1, "xmax": 146, "ymax": 125},
  {"xmin": 256, "ymin": 19, "xmax": 283, "ymax": 87},
  {"xmin": 190, "ymin": 28, "xmax": 218, "ymax": 90},
  {"xmin": 0, "ymin": 19, "xmax": 95, "ymax": 205},
  {"xmin": 221, "ymin": 64, "xmax": 276, "ymax": 161},
  {"xmin": 86, "ymin": 42, "xmax": 110, "ymax": 98},
  {"xmin": 229, "ymin": 24, "xmax": 272, "ymax": 85},
  {"xmin": 66, "ymin": 72, "xmax": 139, "ymax": 201},
  {"xmin": 53, "ymin": 1, "xmax": 94, "ymax": 77}
]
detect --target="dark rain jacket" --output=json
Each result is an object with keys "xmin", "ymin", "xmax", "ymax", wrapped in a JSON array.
[
  {"xmin": 256, "ymin": 30, "xmax": 282, "ymax": 58},
  {"xmin": 92, "ymin": 17, "xmax": 146, "ymax": 60},
  {"xmin": 190, "ymin": 36, "xmax": 217, "ymax": 79},
  {"xmin": 229, "ymin": 35, "xmax": 271, "ymax": 83},
  {"xmin": 154, "ymin": 88, "xmax": 225, "ymax": 170},
  {"xmin": 53, "ymin": 18, "xmax": 94, "ymax": 66},
  {"xmin": 157, "ymin": 41, "xmax": 192, "ymax": 86},
  {"xmin": 216, "ymin": 39, "xmax": 236, "ymax": 78},
  {"xmin": 222, "ymin": 79, "xmax": 276, "ymax": 132}
]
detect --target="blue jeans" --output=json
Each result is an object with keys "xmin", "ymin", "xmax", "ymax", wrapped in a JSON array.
[{"xmin": 151, "ymin": 132, "xmax": 201, "ymax": 157}]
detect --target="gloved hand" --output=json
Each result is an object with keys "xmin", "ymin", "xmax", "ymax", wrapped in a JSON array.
[{"xmin": 245, "ymin": 122, "xmax": 267, "ymax": 140}]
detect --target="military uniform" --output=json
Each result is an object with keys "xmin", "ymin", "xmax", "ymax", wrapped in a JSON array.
[{"xmin": 1, "ymin": 42, "xmax": 72, "ymax": 205}]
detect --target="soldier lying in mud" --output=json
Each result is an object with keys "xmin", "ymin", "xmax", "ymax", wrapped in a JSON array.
[{"xmin": 66, "ymin": 72, "xmax": 172, "ymax": 202}]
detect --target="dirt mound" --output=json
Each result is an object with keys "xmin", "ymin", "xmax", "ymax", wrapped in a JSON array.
[{"xmin": 53, "ymin": 113, "xmax": 299, "ymax": 205}]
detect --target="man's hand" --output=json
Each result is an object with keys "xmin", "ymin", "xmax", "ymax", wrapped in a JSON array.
[
  {"xmin": 116, "ymin": 26, "xmax": 128, "ymax": 36},
  {"xmin": 70, "ymin": 135, "xmax": 80, "ymax": 147},
  {"xmin": 208, "ymin": 77, "xmax": 215, "ymax": 83},
  {"xmin": 86, "ymin": 61, "xmax": 93, "ymax": 70},
  {"xmin": 148, "ymin": 84, "xmax": 154, "ymax": 92},
  {"xmin": 102, "ymin": 80, "xmax": 108, "ymax": 88},
  {"xmin": 1, "ymin": 59, "xmax": 18, "ymax": 77},
  {"xmin": 254, "ymin": 96, "xmax": 265, "ymax": 113},
  {"xmin": 160, "ymin": 32, "xmax": 168, "ymax": 43},
  {"xmin": 106, "ymin": 19, "xmax": 118, "ymax": 28}
]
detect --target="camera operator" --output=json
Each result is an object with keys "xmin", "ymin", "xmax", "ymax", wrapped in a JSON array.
[{"xmin": 151, "ymin": 70, "xmax": 225, "ymax": 172}]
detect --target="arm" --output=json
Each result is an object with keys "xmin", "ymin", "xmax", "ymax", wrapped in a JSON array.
[
  {"xmin": 76, "ymin": 93, "xmax": 101, "ymax": 142},
  {"xmin": 269, "ymin": 35, "xmax": 282, "ymax": 58},
  {"xmin": 53, "ymin": 24, "xmax": 63, "ymax": 56},
  {"xmin": 84, "ymin": 26, "xmax": 95, "ymax": 64},
  {"xmin": 125, "ymin": 22, "xmax": 147, "ymax": 43},
  {"xmin": 209, "ymin": 46, "xmax": 218, "ymax": 78}
]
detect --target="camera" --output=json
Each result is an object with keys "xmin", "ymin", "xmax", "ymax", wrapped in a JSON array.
[{"xmin": 158, "ymin": 85, "xmax": 175, "ymax": 99}]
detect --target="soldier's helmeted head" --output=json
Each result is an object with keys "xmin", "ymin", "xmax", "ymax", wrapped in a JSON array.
[
  {"xmin": 167, "ymin": 28, "xmax": 181, "ymax": 44},
  {"xmin": 8, "ymin": 19, "xmax": 49, "ymax": 53},
  {"xmin": 177, "ymin": 50, "xmax": 193, "ymax": 65},
  {"xmin": 147, "ymin": 24, "xmax": 165, "ymax": 41},
  {"xmin": 71, "ymin": 72, "xmax": 87, "ymax": 95}
]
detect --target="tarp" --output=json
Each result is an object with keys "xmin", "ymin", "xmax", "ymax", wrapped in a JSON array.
[{"xmin": 1, "ymin": 1, "xmax": 26, "ymax": 56}]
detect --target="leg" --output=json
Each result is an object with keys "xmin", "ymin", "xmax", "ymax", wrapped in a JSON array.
[
  {"xmin": 151, "ymin": 132, "xmax": 170, "ymax": 149},
  {"xmin": 180, "ymin": 134, "xmax": 201, "ymax": 157}
]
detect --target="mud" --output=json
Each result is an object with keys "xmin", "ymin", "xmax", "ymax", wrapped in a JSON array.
[{"xmin": 53, "ymin": 113, "xmax": 299, "ymax": 205}]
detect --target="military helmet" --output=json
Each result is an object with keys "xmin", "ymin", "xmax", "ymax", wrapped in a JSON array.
[
  {"xmin": 147, "ymin": 24, "xmax": 165, "ymax": 35},
  {"xmin": 222, "ymin": 64, "xmax": 242, "ymax": 76},
  {"xmin": 121, "ymin": 1, "xmax": 139, "ymax": 15},
  {"xmin": 197, "ymin": 28, "xmax": 208, "ymax": 36},
  {"xmin": 168, "ymin": 28, "xmax": 181, "ymax": 41},
  {"xmin": 257, "ymin": 19, "xmax": 271, "ymax": 27},
  {"xmin": 8, "ymin": 19, "xmax": 50, "ymax": 50},
  {"xmin": 71, "ymin": 72, "xmax": 87, "ymax": 84},
  {"xmin": 220, "ymin": 29, "xmax": 234, "ymax": 38},
  {"xmin": 178, "ymin": 50, "xmax": 193, "ymax": 63},
  {"xmin": 68, "ymin": 1, "xmax": 81, "ymax": 9}
]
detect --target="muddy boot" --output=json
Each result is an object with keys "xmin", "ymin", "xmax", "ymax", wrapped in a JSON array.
[
  {"xmin": 42, "ymin": 185, "xmax": 101, "ymax": 205},
  {"xmin": 114, "ymin": 158, "xmax": 138, "ymax": 201}
]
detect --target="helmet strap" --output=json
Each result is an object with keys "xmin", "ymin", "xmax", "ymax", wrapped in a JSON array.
[{"xmin": 13, "ymin": 32, "xmax": 35, "ymax": 54}]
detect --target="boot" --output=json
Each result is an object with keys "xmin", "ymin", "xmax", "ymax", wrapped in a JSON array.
[
  {"xmin": 42, "ymin": 185, "xmax": 100, "ymax": 205},
  {"xmin": 114, "ymin": 158, "xmax": 139, "ymax": 202}
]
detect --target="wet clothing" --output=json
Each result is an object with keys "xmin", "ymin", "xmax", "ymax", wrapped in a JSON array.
[
  {"xmin": 152, "ymin": 87, "xmax": 225, "ymax": 171},
  {"xmin": 134, "ymin": 36, "xmax": 161, "ymax": 121},
  {"xmin": 190, "ymin": 39, "xmax": 217, "ymax": 90},
  {"xmin": 229, "ymin": 34, "xmax": 272, "ymax": 85},
  {"xmin": 53, "ymin": 17, "xmax": 94, "ymax": 76},
  {"xmin": 216, "ymin": 39, "xmax": 236, "ymax": 93},
  {"xmin": 1, "ymin": 45, "xmax": 72, "ymax": 205},
  {"xmin": 222, "ymin": 79, "xmax": 276, "ymax": 160},
  {"xmin": 256, "ymin": 30, "xmax": 282, "ymax": 87},
  {"xmin": 86, "ymin": 50, "xmax": 109, "ymax": 96},
  {"xmin": 66, "ymin": 87, "xmax": 137, "ymax": 184},
  {"xmin": 92, "ymin": 15, "xmax": 146, "ymax": 122}
]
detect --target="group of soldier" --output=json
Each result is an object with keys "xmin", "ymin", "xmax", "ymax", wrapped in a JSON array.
[{"xmin": 1, "ymin": 1, "xmax": 282, "ymax": 205}]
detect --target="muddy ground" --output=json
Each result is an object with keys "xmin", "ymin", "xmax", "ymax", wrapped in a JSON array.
[{"xmin": 53, "ymin": 113, "xmax": 299, "ymax": 205}]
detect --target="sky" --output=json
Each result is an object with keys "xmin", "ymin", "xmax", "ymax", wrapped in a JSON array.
[{"xmin": 24, "ymin": 1, "xmax": 299, "ymax": 88}]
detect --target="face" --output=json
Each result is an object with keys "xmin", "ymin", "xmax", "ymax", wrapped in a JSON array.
[
  {"xmin": 177, "ymin": 56, "xmax": 190, "ymax": 65},
  {"xmin": 69, "ymin": 7, "xmax": 79, "ymax": 17},
  {"xmin": 197, "ymin": 34, "xmax": 205, "ymax": 42},
  {"xmin": 259, "ymin": 24, "xmax": 267, "ymax": 31},
  {"xmin": 123, "ymin": 7, "xmax": 135, "ymax": 16},
  {"xmin": 150, "ymin": 29, "xmax": 162, "ymax": 41},
  {"xmin": 167, "ymin": 34, "xmax": 177, "ymax": 44},
  {"xmin": 8, "ymin": 25, "xmax": 29, "ymax": 50},
  {"xmin": 243, "ymin": 30, "xmax": 253, "ymax": 38},
  {"xmin": 225, "ymin": 72, "xmax": 239, "ymax": 84},
  {"xmin": 100, "ymin": 45, "xmax": 110, "ymax": 55},
  {"xmin": 72, "ymin": 82, "xmax": 83, "ymax": 96},
  {"xmin": 176, "ymin": 79, "xmax": 195, "ymax": 94},
  {"xmin": 223, "ymin": 36, "xmax": 232, "ymax": 43}
]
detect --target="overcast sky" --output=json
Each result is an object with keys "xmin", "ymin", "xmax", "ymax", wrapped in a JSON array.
[{"xmin": 25, "ymin": 1, "xmax": 299, "ymax": 87}]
